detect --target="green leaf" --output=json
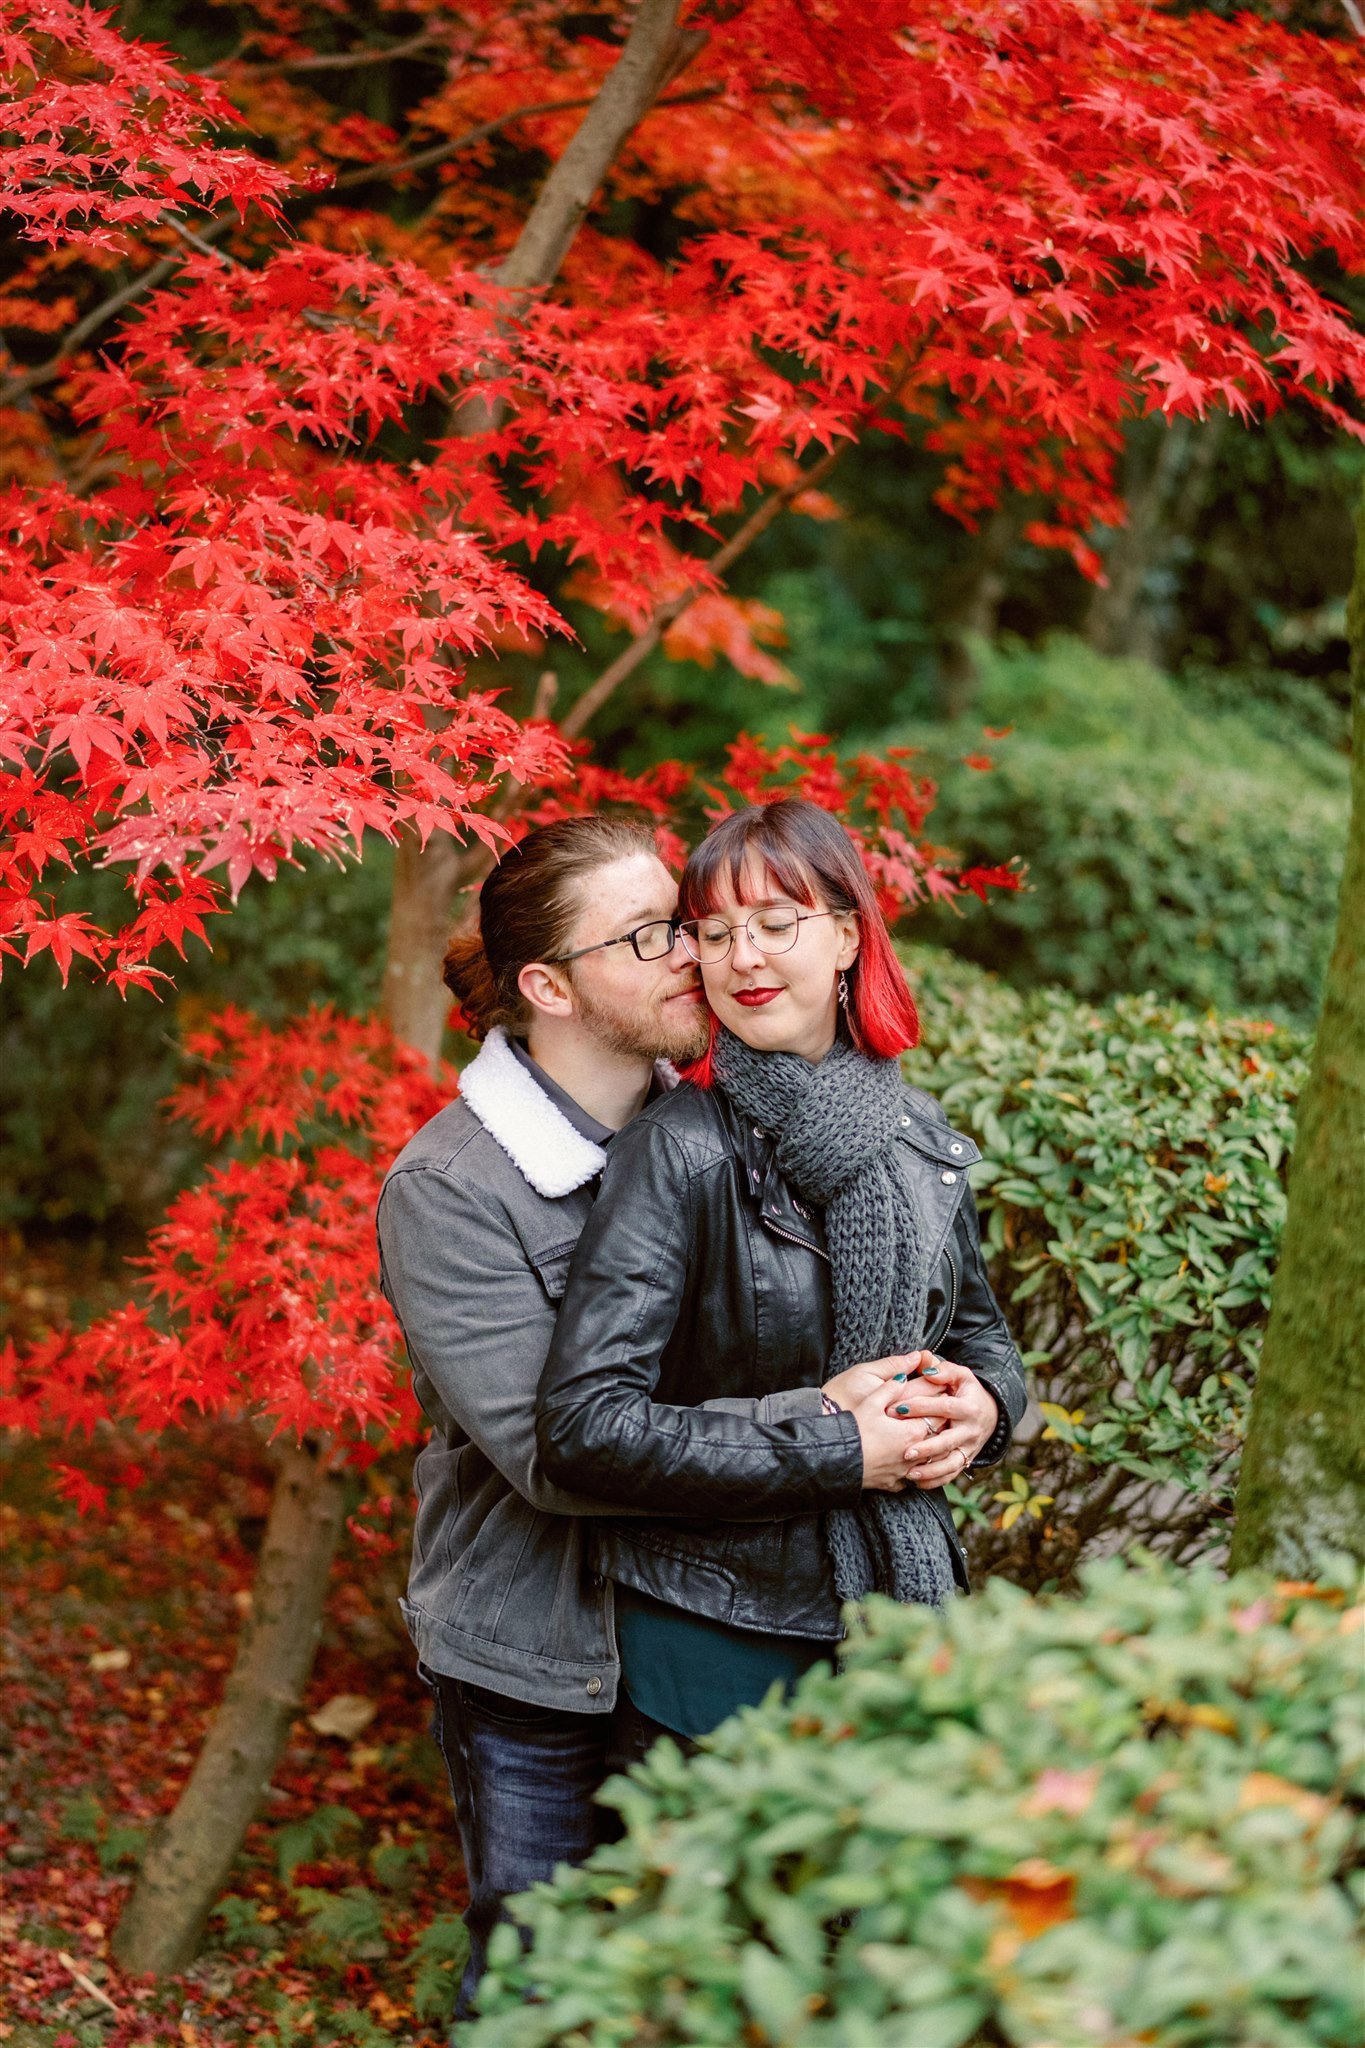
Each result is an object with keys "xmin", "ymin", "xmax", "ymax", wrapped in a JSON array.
[{"xmin": 275, "ymin": 1802, "xmax": 363, "ymax": 1884}]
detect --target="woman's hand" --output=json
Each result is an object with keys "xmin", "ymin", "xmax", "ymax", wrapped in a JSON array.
[
  {"xmin": 886, "ymin": 1352, "xmax": 1000, "ymax": 1490},
  {"xmin": 822, "ymin": 1354, "xmax": 920, "ymax": 1412}
]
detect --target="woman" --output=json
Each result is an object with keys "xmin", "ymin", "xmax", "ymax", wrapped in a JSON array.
[{"xmin": 536, "ymin": 797, "xmax": 1027, "ymax": 1747}]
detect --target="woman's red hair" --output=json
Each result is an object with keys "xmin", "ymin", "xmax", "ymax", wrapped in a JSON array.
[{"xmin": 676, "ymin": 798, "xmax": 920, "ymax": 1087}]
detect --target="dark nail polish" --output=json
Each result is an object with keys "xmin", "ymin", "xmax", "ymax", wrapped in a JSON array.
[
  {"xmin": 922, "ymin": 1365, "xmax": 939, "ymax": 1377},
  {"xmin": 892, "ymin": 1373, "xmax": 906, "ymax": 1382},
  {"xmin": 894, "ymin": 1405, "xmax": 910, "ymax": 1416}
]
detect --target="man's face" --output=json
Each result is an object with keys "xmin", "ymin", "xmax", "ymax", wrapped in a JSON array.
[{"xmin": 558, "ymin": 852, "xmax": 710, "ymax": 1063}]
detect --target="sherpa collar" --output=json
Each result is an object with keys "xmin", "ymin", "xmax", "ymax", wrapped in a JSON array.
[{"xmin": 457, "ymin": 1026, "xmax": 608, "ymax": 1199}]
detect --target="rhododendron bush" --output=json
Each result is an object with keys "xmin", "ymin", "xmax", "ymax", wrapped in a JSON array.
[{"xmin": 466, "ymin": 1562, "xmax": 1364, "ymax": 2048}]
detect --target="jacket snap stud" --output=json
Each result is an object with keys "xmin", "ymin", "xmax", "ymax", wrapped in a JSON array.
[
  {"xmin": 899, "ymin": 1114, "xmax": 911, "ymax": 1126},
  {"xmin": 585, "ymin": 1678, "xmax": 602, "ymax": 1696},
  {"xmin": 941, "ymin": 1170, "xmax": 958, "ymax": 1185},
  {"xmin": 949, "ymin": 1141, "xmax": 964, "ymax": 1155},
  {"xmin": 753, "ymin": 1126, "xmax": 765, "ymax": 1139}
]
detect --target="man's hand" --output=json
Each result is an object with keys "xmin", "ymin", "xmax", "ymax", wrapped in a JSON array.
[
  {"xmin": 822, "ymin": 1354, "xmax": 919, "ymax": 1412},
  {"xmin": 849, "ymin": 1384, "xmax": 936, "ymax": 1492},
  {"xmin": 885, "ymin": 1352, "xmax": 1000, "ymax": 1490}
]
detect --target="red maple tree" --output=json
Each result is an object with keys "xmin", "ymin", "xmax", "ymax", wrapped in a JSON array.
[{"xmin": 4, "ymin": 0, "xmax": 1363, "ymax": 993}]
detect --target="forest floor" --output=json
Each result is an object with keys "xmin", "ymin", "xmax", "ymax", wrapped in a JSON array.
[{"xmin": 1, "ymin": 1249, "xmax": 468, "ymax": 2048}]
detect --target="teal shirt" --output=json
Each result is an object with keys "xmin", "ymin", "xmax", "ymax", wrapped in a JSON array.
[{"xmin": 615, "ymin": 1585, "xmax": 837, "ymax": 1739}]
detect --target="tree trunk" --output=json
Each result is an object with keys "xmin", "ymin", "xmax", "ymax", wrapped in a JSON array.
[
  {"xmin": 1085, "ymin": 416, "xmax": 1223, "ymax": 664},
  {"xmin": 1229, "ymin": 484, "xmax": 1365, "ymax": 1575},
  {"xmin": 380, "ymin": 829, "xmax": 469, "ymax": 1060},
  {"xmin": 113, "ymin": 1442, "xmax": 349, "ymax": 1974},
  {"xmin": 938, "ymin": 499, "xmax": 1020, "ymax": 719},
  {"xmin": 381, "ymin": 0, "xmax": 702, "ymax": 1073}
]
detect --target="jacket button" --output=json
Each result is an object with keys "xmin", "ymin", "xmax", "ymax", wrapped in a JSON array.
[
  {"xmin": 586, "ymin": 1678, "xmax": 602, "ymax": 1696},
  {"xmin": 900, "ymin": 1114, "xmax": 911, "ymax": 1126},
  {"xmin": 941, "ymin": 1170, "xmax": 958, "ymax": 1185},
  {"xmin": 949, "ymin": 1141, "xmax": 964, "ymax": 1155},
  {"xmin": 753, "ymin": 1126, "xmax": 765, "ymax": 1139}
]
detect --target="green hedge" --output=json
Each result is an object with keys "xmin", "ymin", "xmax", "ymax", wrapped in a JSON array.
[
  {"xmin": 903, "ymin": 946, "xmax": 1308, "ymax": 1586},
  {"xmin": 465, "ymin": 1562, "xmax": 1363, "ymax": 2048},
  {"xmin": 906, "ymin": 639, "xmax": 1348, "ymax": 1025}
]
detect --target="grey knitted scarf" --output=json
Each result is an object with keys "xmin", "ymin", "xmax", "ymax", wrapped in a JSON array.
[{"xmin": 712, "ymin": 1027, "xmax": 954, "ymax": 1611}]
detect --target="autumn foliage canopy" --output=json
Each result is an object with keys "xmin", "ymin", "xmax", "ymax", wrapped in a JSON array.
[{"xmin": 3, "ymin": 0, "xmax": 1364, "ymax": 988}]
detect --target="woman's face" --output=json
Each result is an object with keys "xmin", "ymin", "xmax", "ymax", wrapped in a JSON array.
[{"xmin": 694, "ymin": 857, "xmax": 860, "ymax": 1064}]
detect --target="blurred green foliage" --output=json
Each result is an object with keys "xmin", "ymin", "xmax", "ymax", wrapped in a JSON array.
[
  {"xmin": 904, "ymin": 639, "xmax": 1349, "ymax": 1023},
  {"xmin": 904, "ymin": 945, "xmax": 1308, "ymax": 1585},
  {"xmin": 465, "ymin": 1561, "xmax": 1364, "ymax": 2048}
]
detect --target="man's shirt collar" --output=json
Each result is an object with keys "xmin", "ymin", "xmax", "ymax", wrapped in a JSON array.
[{"xmin": 509, "ymin": 1038, "xmax": 619, "ymax": 1149}]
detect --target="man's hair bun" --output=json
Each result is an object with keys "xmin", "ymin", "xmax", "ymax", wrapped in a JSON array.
[{"xmin": 442, "ymin": 931, "xmax": 501, "ymax": 1040}]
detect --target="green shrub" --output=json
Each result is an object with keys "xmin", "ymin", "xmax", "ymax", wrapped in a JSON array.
[
  {"xmin": 906, "ymin": 639, "xmax": 1348, "ymax": 1025},
  {"xmin": 902, "ymin": 946, "xmax": 1309, "ymax": 1587},
  {"xmin": 465, "ymin": 1562, "xmax": 1364, "ymax": 2048}
]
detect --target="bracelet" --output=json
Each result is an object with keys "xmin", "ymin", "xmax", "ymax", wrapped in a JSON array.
[{"xmin": 820, "ymin": 1391, "xmax": 841, "ymax": 1416}]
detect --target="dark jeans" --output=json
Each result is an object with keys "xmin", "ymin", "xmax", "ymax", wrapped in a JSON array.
[{"xmin": 423, "ymin": 1668, "xmax": 685, "ymax": 2024}]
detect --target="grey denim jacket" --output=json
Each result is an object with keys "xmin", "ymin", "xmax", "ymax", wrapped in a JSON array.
[{"xmin": 376, "ymin": 1027, "xmax": 821, "ymax": 1713}]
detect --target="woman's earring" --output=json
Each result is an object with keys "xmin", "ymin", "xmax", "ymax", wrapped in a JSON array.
[{"xmin": 837, "ymin": 971, "xmax": 849, "ymax": 1009}]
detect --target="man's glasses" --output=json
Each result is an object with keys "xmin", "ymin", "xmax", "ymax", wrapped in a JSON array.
[
  {"xmin": 547, "ymin": 919, "xmax": 683, "ymax": 967},
  {"xmin": 677, "ymin": 908, "xmax": 840, "ymax": 965}
]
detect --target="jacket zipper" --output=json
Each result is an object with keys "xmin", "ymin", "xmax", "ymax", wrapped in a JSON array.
[
  {"xmin": 930, "ymin": 1254, "xmax": 960, "ymax": 1350},
  {"xmin": 761, "ymin": 1216, "xmax": 830, "ymax": 1262}
]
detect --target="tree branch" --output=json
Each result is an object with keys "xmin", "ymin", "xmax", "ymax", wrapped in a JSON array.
[
  {"xmin": 428, "ymin": 435, "xmax": 855, "ymax": 921},
  {"xmin": 162, "ymin": 215, "xmax": 239, "ymax": 265},
  {"xmin": 561, "ymin": 438, "xmax": 847, "ymax": 738},
  {"xmin": 331, "ymin": 82, "xmax": 720, "ymax": 193},
  {"xmin": 0, "ymin": 51, "xmax": 721, "ymax": 412},
  {"xmin": 0, "ymin": 214, "xmax": 239, "ymax": 411},
  {"xmin": 208, "ymin": 27, "xmax": 444, "ymax": 81},
  {"xmin": 496, "ymin": 0, "xmax": 706, "ymax": 291}
]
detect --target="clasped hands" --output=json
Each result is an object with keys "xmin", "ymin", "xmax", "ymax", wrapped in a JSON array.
[{"xmin": 824, "ymin": 1351, "xmax": 999, "ymax": 1494}]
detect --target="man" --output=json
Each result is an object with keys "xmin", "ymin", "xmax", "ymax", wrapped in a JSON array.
[{"xmin": 376, "ymin": 817, "xmax": 916, "ymax": 2017}]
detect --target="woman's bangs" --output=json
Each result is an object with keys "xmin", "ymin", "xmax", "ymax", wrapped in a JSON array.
[{"xmin": 680, "ymin": 816, "xmax": 821, "ymax": 920}]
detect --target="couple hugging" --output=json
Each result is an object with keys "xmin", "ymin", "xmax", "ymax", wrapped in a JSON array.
[{"xmin": 376, "ymin": 796, "xmax": 1027, "ymax": 2018}]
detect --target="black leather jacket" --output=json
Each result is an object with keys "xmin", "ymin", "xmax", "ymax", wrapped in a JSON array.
[{"xmin": 536, "ymin": 1077, "xmax": 1027, "ymax": 1639}]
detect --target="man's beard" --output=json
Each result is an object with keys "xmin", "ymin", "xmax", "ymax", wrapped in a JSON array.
[{"xmin": 567, "ymin": 970, "xmax": 712, "ymax": 1064}]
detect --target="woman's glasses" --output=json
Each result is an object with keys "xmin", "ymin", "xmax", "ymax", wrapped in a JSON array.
[
  {"xmin": 677, "ymin": 908, "xmax": 840, "ymax": 965},
  {"xmin": 547, "ymin": 905, "xmax": 846, "ymax": 969}
]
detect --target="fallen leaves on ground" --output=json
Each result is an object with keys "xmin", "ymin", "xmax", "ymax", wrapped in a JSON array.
[{"xmin": 1, "ymin": 1425, "xmax": 466, "ymax": 2047}]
